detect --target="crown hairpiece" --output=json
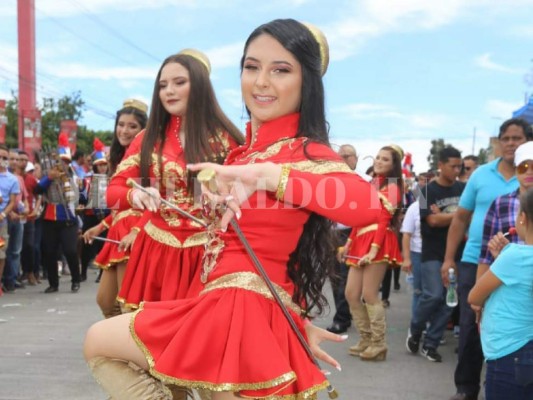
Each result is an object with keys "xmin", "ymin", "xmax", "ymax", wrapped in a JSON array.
[
  {"xmin": 388, "ymin": 144, "xmax": 405, "ymax": 160},
  {"xmin": 178, "ymin": 48, "xmax": 212, "ymax": 75},
  {"xmin": 123, "ymin": 98, "xmax": 148, "ymax": 114},
  {"xmin": 302, "ymin": 22, "xmax": 330, "ymax": 76}
]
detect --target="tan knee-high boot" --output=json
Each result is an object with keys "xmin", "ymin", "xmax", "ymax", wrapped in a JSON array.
[
  {"xmin": 88, "ymin": 356, "xmax": 173, "ymax": 400},
  {"xmin": 167, "ymin": 385, "xmax": 194, "ymax": 400},
  {"xmin": 360, "ymin": 302, "xmax": 387, "ymax": 361},
  {"xmin": 348, "ymin": 303, "xmax": 371, "ymax": 356}
]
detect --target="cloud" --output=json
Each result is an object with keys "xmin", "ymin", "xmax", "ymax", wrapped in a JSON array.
[
  {"xmin": 40, "ymin": 63, "xmax": 157, "ymax": 80},
  {"xmin": 486, "ymin": 99, "xmax": 523, "ymax": 119},
  {"xmin": 324, "ymin": 0, "xmax": 467, "ymax": 61},
  {"xmin": 332, "ymin": 102, "xmax": 449, "ymax": 131},
  {"xmin": 474, "ymin": 53, "xmax": 523, "ymax": 74},
  {"xmin": 206, "ymin": 42, "xmax": 244, "ymax": 70}
]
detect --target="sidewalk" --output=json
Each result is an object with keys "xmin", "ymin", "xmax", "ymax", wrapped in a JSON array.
[{"xmin": 0, "ymin": 269, "xmax": 462, "ymax": 399}]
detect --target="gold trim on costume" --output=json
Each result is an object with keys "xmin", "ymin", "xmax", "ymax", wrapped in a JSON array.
[
  {"xmin": 201, "ymin": 272, "xmax": 302, "ymax": 315},
  {"xmin": 378, "ymin": 192, "xmax": 396, "ymax": 215},
  {"xmin": 356, "ymin": 223, "xmax": 378, "ymax": 237},
  {"xmin": 144, "ymin": 220, "xmax": 207, "ymax": 248},
  {"xmin": 112, "ymin": 209, "xmax": 142, "ymax": 226},
  {"xmin": 289, "ymin": 160, "xmax": 352, "ymax": 175},
  {"xmin": 276, "ymin": 165, "xmax": 291, "ymax": 201},
  {"xmin": 114, "ymin": 154, "xmax": 140, "ymax": 175},
  {"xmin": 238, "ymin": 138, "xmax": 299, "ymax": 164},
  {"xmin": 130, "ymin": 303, "xmax": 329, "ymax": 398}
]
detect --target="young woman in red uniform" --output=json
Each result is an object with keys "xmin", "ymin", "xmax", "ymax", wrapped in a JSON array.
[
  {"xmin": 84, "ymin": 19, "xmax": 383, "ymax": 399},
  {"xmin": 108, "ymin": 49, "xmax": 243, "ymax": 310},
  {"xmin": 343, "ymin": 145, "xmax": 404, "ymax": 361},
  {"xmin": 83, "ymin": 99, "xmax": 148, "ymax": 318}
]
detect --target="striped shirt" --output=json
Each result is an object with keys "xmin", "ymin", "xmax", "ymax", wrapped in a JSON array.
[{"xmin": 479, "ymin": 189, "xmax": 522, "ymax": 265}]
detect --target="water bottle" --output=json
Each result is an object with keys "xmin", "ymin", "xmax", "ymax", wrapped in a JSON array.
[
  {"xmin": 405, "ymin": 272, "xmax": 414, "ymax": 291},
  {"xmin": 446, "ymin": 268, "xmax": 458, "ymax": 307}
]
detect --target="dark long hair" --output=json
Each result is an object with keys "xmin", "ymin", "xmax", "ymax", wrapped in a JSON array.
[
  {"xmin": 242, "ymin": 19, "xmax": 334, "ymax": 316},
  {"xmin": 140, "ymin": 53, "xmax": 244, "ymax": 187},
  {"xmin": 108, "ymin": 107, "xmax": 148, "ymax": 175},
  {"xmin": 379, "ymin": 146, "xmax": 405, "ymax": 231}
]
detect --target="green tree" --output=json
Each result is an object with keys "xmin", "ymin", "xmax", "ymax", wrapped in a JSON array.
[
  {"xmin": 427, "ymin": 138, "xmax": 448, "ymax": 170},
  {"xmin": 3, "ymin": 92, "xmax": 113, "ymax": 155}
]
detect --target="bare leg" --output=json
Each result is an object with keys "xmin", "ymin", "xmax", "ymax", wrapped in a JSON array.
[
  {"xmin": 344, "ymin": 266, "xmax": 363, "ymax": 307},
  {"xmin": 84, "ymin": 313, "xmax": 147, "ymax": 369},
  {"xmin": 96, "ymin": 268, "xmax": 120, "ymax": 318},
  {"xmin": 361, "ymin": 262, "xmax": 388, "ymax": 305},
  {"xmin": 116, "ymin": 261, "xmax": 126, "ymax": 292}
]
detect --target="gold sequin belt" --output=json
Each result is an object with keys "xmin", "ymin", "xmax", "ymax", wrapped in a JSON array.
[
  {"xmin": 200, "ymin": 272, "xmax": 302, "ymax": 315},
  {"xmin": 144, "ymin": 220, "xmax": 208, "ymax": 248},
  {"xmin": 112, "ymin": 209, "xmax": 142, "ymax": 226},
  {"xmin": 356, "ymin": 223, "xmax": 393, "ymax": 237}
]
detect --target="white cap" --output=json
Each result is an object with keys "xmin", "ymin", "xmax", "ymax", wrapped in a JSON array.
[
  {"xmin": 25, "ymin": 162, "xmax": 35, "ymax": 173},
  {"xmin": 514, "ymin": 141, "xmax": 533, "ymax": 166}
]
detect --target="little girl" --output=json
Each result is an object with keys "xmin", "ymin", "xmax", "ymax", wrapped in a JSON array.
[{"xmin": 468, "ymin": 188, "xmax": 533, "ymax": 399}]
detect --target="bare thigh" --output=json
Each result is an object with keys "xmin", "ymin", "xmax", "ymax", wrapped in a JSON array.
[
  {"xmin": 116, "ymin": 261, "xmax": 126, "ymax": 292},
  {"xmin": 345, "ymin": 266, "xmax": 363, "ymax": 306},
  {"xmin": 361, "ymin": 262, "xmax": 388, "ymax": 304},
  {"xmin": 96, "ymin": 268, "xmax": 118, "ymax": 310},
  {"xmin": 83, "ymin": 313, "xmax": 148, "ymax": 369}
]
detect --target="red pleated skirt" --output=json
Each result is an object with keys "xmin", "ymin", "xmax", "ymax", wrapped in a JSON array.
[
  {"xmin": 132, "ymin": 285, "xmax": 329, "ymax": 398},
  {"xmin": 94, "ymin": 210, "xmax": 142, "ymax": 270},
  {"xmin": 117, "ymin": 223, "xmax": 205, "ymax": 310},
  {"xmin": 345, "ymin": 229, "xmax": 402, "ymax": 268}
]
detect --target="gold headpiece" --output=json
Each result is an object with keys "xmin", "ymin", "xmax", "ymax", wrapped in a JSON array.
[
  {"xmin": 178, "ymin": 48, "xmax": 212, "ymax": 75},
  {"xmin": 302, "ymin": 22, "xmax": 330, "ymax": 76},
  {"xmin": 123, "ymin": 98, "xmax": 148, "ymax": 114},
  {"xmin": 388, "ymin": 144, "xmax": 404, "ymax": 160}
]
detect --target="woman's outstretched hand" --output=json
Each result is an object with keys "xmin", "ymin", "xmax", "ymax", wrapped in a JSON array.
[
  {"xmin": 305, "ymin": 322, "xmax": 346, "ymax": 372},
  {"xmin": 187, "ymin": 162, "xmax": 282, "ymax": 231}
]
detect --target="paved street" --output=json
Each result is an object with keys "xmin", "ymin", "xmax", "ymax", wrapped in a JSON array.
[{"xmin": 0, "ymin": 268, "xmax": 467, "ymax": 400}]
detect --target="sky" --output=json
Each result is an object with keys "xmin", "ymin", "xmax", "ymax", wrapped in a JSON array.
[{"xmin": 1, "ymin": 0, "xmax": 533, "ymax": 174}]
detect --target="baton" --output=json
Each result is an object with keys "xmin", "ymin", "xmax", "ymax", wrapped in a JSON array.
[
  {"xmin": 92, "ymin": 236, "xmax": 121, "ymax": 245},
  {"xmin": 198, "ymin": 169, "xmax": 339, "ymax": 399},
  {"xmin": 344, "ymin": 255, "xmax": 362, "ymax": 260},
  {"xmin": 127, "ymin": 179, "xmax": 207, "ymax": 227}
]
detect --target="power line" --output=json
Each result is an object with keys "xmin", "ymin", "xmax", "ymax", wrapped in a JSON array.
[
  {"xmin": 70, "ymin": 0, "xmax": 161, "ymax": 62},
  {"xmin": 35, "ymin": 5, "xmax": 137, "ymax": 66}
]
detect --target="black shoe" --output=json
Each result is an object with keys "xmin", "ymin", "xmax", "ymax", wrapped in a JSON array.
[
  {"xmin": 421, "ymin": 346, "xmax": 442, "ymax": 362},
  {"xmin": 14, "ymin": 280, "xmax": 25, "ymax": 289},
  {"xmin": 44, "ymin": 286, "xmax": 58, "ymax": 293},
  {"xmin": 382, "ymin": 299, "xmax": 390, "ymax": 308},
  {"xmin": 326, "ymin": 322, "xmax": 350, "ymax": 334},
  {"xmin": 71, "ymin": 282, "xmax": 80, "ymax": 293},
  {"xmin": 80, "ymin": 273, "xmax": 87, "ymax": 282},
  {"xmin": 449, "ymin": 393, "xmax": 477, "ymax": 400},
  {"xmin": 394, "ymin": 282, "xmax": 401, "ymax": 291},
  {"xmin": 4, "ymin": 283, "xmax": 16, "ymax": 293},
  {"xmin": 406, "ymin": 332, "xmax": 421, "ymax": 354}
]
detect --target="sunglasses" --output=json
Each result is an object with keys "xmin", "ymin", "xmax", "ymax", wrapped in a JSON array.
[{"xmin": 517, "ymin": 161, "xmax": 533, "ymax": 175}]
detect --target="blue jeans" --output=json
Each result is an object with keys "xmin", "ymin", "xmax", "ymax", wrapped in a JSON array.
[
  {"xmin": 454, "ymin": 262, "xmax": 484, "ymax": 397},
  {"xmin": 410, "ymin": 251, "xmax": 422, "ymax": 316},
  {"xmin": 4, "ymin": 220, "xmax": 23, "ymax": 286},
  {"xmin": 485, "ymin": 341, "xmax": 533, "ymax": 400},
  {"xmin": 410, "ymin": 259, "xmax": 453, "ymax": 349}
]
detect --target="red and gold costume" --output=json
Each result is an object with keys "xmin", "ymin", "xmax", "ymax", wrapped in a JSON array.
[
  {"xmin": 345, "ymin": 175, "xmax": 402, "ymax": 267},
  {"xmin": 93, "ymin": 208, "xmax": 143, "ymax": 270},
  {"xmin": 131, "ymin": 113, "xmax": 382, "ymax": 398},
  {"xmin": 108, "ymin": 116, "xmax": 238, "ymax": 309}
]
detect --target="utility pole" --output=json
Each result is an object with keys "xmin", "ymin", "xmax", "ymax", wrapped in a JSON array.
[
  {"xmin": 17, "ymin": 0, "xmax": 41, "ymax": 153},
  {"xmin": 472, "ymin": 126, "xmax": 476, "ymax": 155}
]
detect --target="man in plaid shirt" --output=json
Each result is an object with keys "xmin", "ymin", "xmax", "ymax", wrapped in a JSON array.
[{"xmin": 478, "ymin": 141, "xmax": 533, "ymax": 277}]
